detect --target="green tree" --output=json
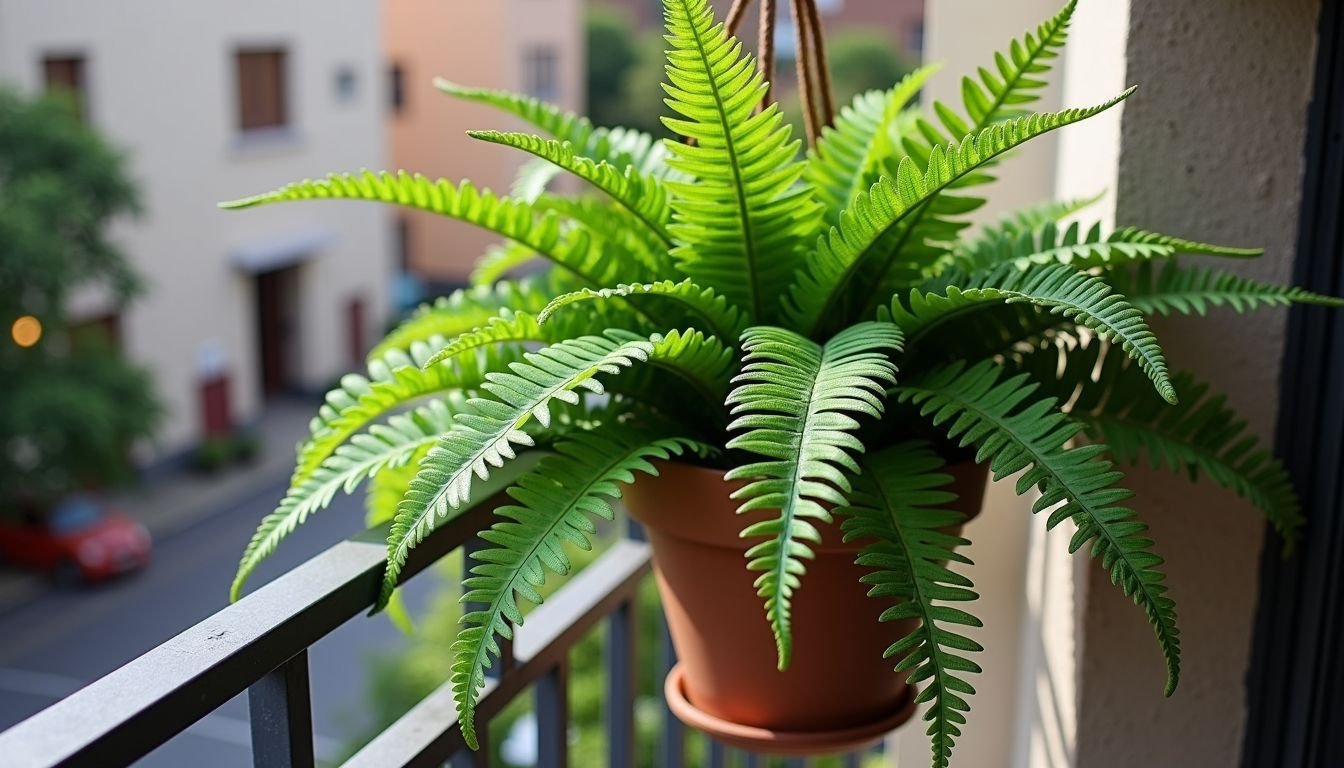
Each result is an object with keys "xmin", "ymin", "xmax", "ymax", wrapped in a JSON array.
[
  {"xmin": 827, "ymin": 30, "xmax": 914, "ymax": 103},
  {"xmin": 0, "ymin": 88, "xmax": 159, "ymax": 510},
  {"xmin": 586, "ymin": 7, "xmax": 641, "ymax": 128}
]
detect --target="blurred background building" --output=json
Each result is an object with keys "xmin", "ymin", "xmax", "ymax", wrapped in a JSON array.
[
  {"xmin": 385, "ymin": 0, "xmax": 585, "ymax": 297},
  {"xmin": 0, "ymin": 0, "xmax": 392, "ymax": 461}
]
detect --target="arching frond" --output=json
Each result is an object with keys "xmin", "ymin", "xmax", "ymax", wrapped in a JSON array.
[
  {"xmin": 662, "ymin": 0, "xmax": 820, "ymax": 322},
  {"xmin": 897, "ymin": 361, "xmax": 1181, "ymax": 696},
  {"xmin": 220, "ymin": 173, "xmax": 654, "ymax": 289},
  {"xmin": 468, "ymin": 130, "xmax": 672, "ymax": 246},
  {"xmin": 841, "ymin": 442, "xmax": 980, "ymax": 768},
  {"xmin": 379, "ymin": 333, "xmax": 663, "ymax": 608},
  {"xmin": 437, "ymin": 80, "xmax": 670, "ymax": 177},
  {"xmin": 1012, "ymin": 337, "xmax": 1305, "ymax": 548},
  {"xmin": 888, "ymin": 264, "xmax": 1178, "ymax": 403},
  {"xmin": 906, "ymin": 0, "xmax": 1077, "ymax": 163},
  {"xmin": 807, "ymin": 65, "xmax": 941, "ymax": 224},
  {"xmin": 450, "ymin": 429, "xmax": 706, "ymax": 749},
  {"xmin": 725, "ymin": 322, "xmax": 903, "ymax": 668},
  {"xmin": 952, "ymin": 220, "xmax": 1261, "ymax": 274},
  {"xmin": 296, "ymin": 340, "xmax": 511, "ymax": 486},
  {"xmin": 538, "ymin": 279, "xmax": 747, "ymax": 342},
  {"xmin": 231, "ymin": 398, "xmax": 462, "ymax": 601},
  {"xmin": 787, "ymin": 90, "xmax": 1134, "ymax": 336},
  {"xmin": 1109, "ymin": 261, "xmax": 1344, "ymax": 317},
  {"xmin": 371, "ymin": 277, "xmax": 558, "ymax": 360}
]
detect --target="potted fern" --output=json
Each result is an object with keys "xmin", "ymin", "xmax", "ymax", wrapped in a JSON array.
[{"xmin": 224, "ymin": 0, "xmax": 1342, "ymax": 763}]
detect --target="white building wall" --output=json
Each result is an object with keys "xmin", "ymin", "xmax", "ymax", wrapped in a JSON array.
[{"xmin": 0, "ymin": 0, "xmax": 391, "ymax": 457}]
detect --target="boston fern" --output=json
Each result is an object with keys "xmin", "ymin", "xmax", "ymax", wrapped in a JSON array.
[{"xmin": 223, "ymin": 0, "xmax": 1341, "ymax": 764}]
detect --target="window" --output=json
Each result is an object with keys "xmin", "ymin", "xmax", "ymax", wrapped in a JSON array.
[
  {"xmin": 389, "ymin": 63, "xmax": 406, "ymax": 114},
  {"xmin": 523, "ymin": 47, "xmax": 558, "ymax": 101},
  {"xmin": 42, "ymin": 54, "xmax": 86, "ymax": 119},
  {"xmin": 395, "ymin": 216, "xmax": 412, "ymax": 273},
  {"xmin": 334, "ymin": 65, "xmax": 357, "ymax": 102},
  {"xmin": 236, "ymin": 48, "xmax": 288, "ymax": 131}
]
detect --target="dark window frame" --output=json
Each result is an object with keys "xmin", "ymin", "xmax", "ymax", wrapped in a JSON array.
[
  {"xmin": 42, "ymin": 53, "xmax": 88, "ymax": 119},
  {"xmin": 1243, "ymin": 1, "xmax": 1344, "ymax": 765}
]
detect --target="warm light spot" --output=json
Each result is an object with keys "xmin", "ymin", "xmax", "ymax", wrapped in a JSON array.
[{"xmin": 11, "ymin": 316, "xmax": 42, "ymax": 348}]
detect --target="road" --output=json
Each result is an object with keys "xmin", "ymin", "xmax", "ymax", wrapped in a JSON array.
[{"xmin": 0, "ymin": 478, "xmax": 447, "ymax": 766}]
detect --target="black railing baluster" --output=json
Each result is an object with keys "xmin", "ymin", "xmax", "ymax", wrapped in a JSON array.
[
  {"xmin": 843, "ymin": 751, "xmax": 861, "ymax": 768},
  {"xmin": 449, "ymin": 731, "xmax": 490, "ymax": 768},
  {"xmin": 247, "ymin": 649, "xmax": 315, "ymax": 768},
  {"xmin": 607, "ymin": 596, "xmax": 637, "ymax": 767},
  {"xmin": 708, "ymin": 739, "xmax": 727, "ymax": 768},
  {"xmin": 659, "ymin": 615, "xmax": 685, "ymax": 768},
  {"xmin": 743, "ymin": 751, "xmax": 760, "ymax": 768},
  {"xmin": 537, "ymin": 659, "xmax": 570, "ymax": 768}
]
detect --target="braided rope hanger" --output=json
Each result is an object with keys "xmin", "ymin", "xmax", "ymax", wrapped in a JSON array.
[{"xmin": 722, "ymin": 0, "xmax": 837, "ymax": 145}]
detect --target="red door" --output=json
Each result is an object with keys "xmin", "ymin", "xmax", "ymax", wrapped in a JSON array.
[{"xmin": 255, "ymin": 266, "xmax": 300, "ymax": 397}]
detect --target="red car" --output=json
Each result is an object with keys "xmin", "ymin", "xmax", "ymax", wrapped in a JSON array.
[{"xmin": 0, "ymin": 497, "xmax": 151, "ymax": 584}]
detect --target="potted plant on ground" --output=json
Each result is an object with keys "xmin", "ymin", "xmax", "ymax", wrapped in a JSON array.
[{"xmin": 224, "ymin": 0, "xmax": 1341, "ymax": 763}]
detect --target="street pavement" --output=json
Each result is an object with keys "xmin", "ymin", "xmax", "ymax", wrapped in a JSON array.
[{"xmin": 0, "ymin": 476, "xmax": 447, "ymax": 766}]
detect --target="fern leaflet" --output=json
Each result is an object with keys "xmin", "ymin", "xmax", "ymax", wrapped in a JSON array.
[
  {"xmin": 725, "ymin": 322, "xmax": 903, "ymax": 668},
  {"xmin": 897, "ymin": 361, "xmax": 1181, "ymax": 696},
  {"xmin": 841, "ymin": 442, "xmax": 981, "ymax": 768},
  {"xmin": 450, "ymin": 429, "xmax": 705, "ymax": 749}
]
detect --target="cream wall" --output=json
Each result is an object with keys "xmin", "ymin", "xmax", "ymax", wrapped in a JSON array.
[
  {"xmin": 917, "ymin": 0, "xmax": 1320, "ymax": 766},
  {"xmin": 385, "ymin": 0, "xmax": 584, "ymax": 284},
  {"xmin": 0, "ymin": 0, "xmax": 391, "ymax": 456},
  {"xmin": 1076, "ymin": 0, "xmax": 1319, "ymax": 764}
]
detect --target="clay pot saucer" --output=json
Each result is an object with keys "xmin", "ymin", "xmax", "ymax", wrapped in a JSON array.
[{"xmin": 664, "ymin": 663, "xmax": 917, "ymax": 756}]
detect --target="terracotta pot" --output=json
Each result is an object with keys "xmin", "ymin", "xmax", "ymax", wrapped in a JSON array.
[{"xmin": 624, "ymin": 459, "xmax": 988, "ymax": 755}]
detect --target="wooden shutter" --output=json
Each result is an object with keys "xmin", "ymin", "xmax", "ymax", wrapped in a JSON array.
[{"xmin": 237, "ymin": 50, "xmax": 287, "ymax": 131}]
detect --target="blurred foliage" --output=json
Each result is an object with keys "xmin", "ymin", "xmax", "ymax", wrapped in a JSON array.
[
  {"xmin": 0, "ymin": 88, "xmax": 159, "ymax": 510},
  {"xmin": 827, "ymin": 31, "xmax": 915, "ymax": 103},
  {"xmin": 586, "ymin": 7, "xmax": 673, "ymax": 138}
]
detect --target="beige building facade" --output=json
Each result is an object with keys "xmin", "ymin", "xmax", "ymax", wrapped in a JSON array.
[
  {"xmin": 0, "ymin": 0, "xmax": 393, "ymax": 459},
  {"xmin": 384, "ymin": 0, "xmax": 584, "ymax": 288}
]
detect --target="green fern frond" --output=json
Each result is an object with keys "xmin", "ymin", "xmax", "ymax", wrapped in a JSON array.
[
  {"xmin": 725, "ymin": 322, "xmax": 904, "ymax": 668},
  {"xmin": 788, "ymin": 90, "xmax": 1134, "ymax": 335},
  {"xmin": 662, "ymin": 0, "xmax": 820, "ymax": 322},
  {"xmin": 450, "ymin": 429, "xmax": 706, "ymax": 749},
  {"xmin": 953, "ymin": 220, "xmax": 1261, "ymax": 274},
  {"xmin": 529, "ymin": 192, "xmax": 670, "ymax": 275},
  {"xmin": 1110, "ymin": 261, "xmax": 1344, "ymax": 316},
  {"xmin": 220, "ymin": 172, "xmax": 654, "ymax": 289},
  {"xmin": 807, "ymin": 65, "xmax": 941, "ymax": 223},
  {"xmin": 437, "ymin": 80, "xmax": 671, "ymax": 178},
  {"xmin": 470, "ymin": 242, "xmax": 541, "ymax": 287},
  {"xmin": 231, "ymin": 398, "xmax": 462, "ymax": 602},
  {"xmin": 468, "ymin": 130, "xmax": 672, "ymax": 246},
  {"xmin": 371, "ymin": 277, "xmax": 558, "ymax": 360},
  {"xmin": 888, "ymin": 263, "xmax": 1178, "ymax": 403},
  {"xmin": 379, "ymin": 333, "xmax": 663, "ymax": 609},
  {"xmin": 419, "ymin": 312, "xmax": 547, "ymax": 370},
  {"xmin": 897, "ymin": 360, "xmax": 1181, "ymax": 696},
  {"xmin": 1013, "ymin": 337, "xmax": 1304, "ymax": 548},
  {"xmin": 538, "ymin": 279, "xmax": 747, "ymax": 342},
  {"xmin": 840, "ymin": 442, "xmax": 980, "ymax": 768},
  {"xmin": 296, "ymin": 339, "xmax": 513, "ymax": 486}
]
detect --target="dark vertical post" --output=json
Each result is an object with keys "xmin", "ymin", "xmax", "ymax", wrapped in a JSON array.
[
  {"xmin": 607, "ymin": 597, "xmax": 637, "ymax": 767},
  {"xmin": 743, "ymin": 751, "xmax": 760, "ymax": 768},
  {"xmin": 450, "ymin": 735, "xmax": 490, "ymax": 768},
  {"xmin": 537, "ymin": 658, "xmax": 570, "ymax": 768},
  {"xmin": 708, "ymin": 740, "xmax": 726, "ymax": 768},
  {"xmin": 248, "ymin": 650, "xmax": 315, "ymax": 768},
  {"xmin": 659, "ymin": 615, "xmax": 685, "ymax": 768}
]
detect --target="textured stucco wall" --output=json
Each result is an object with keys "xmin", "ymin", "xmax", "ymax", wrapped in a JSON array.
[{"xmin": 1075, "ymin": 1, "xmax": 1321, "ymax": 765}]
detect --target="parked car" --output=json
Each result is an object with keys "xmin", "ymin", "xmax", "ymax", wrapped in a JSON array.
[{"xmin": 0, "ymin": 496, "xmax": 151, "ymax": 584}]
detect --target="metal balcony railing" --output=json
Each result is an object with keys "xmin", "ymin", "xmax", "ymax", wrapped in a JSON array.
[{"xmin": 0, "ymin": 463, "xmax": 880, "ymax": 768}]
